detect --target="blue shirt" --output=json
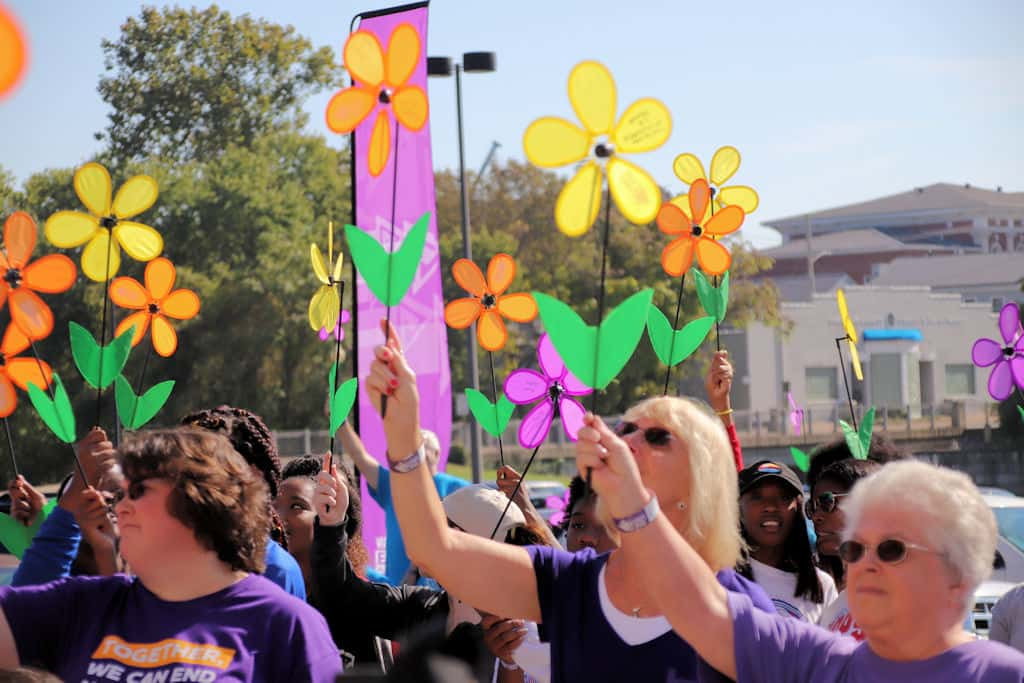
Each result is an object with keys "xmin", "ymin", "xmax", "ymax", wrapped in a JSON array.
[
  {"xmin": 368, "ymin": 468, "xmax": 469, "ymax": 585},
  {"xmin": 264, "ymin": 538, "xmax": 306, "ymax": 601}
]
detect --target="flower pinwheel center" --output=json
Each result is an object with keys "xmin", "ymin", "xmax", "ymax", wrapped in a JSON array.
[
  {"xmin": 594, "ymin": 142, "xmax": 615, "ymax": 159},
  {"xmin": 100, "ymin": 215, "xmax": 118, "ymax": 229},
  {"xmin": 481, "ymin": 293, "xmax": 497, "ymax": 309},
  {"xmin": 378, "ymin": 88, "xmax": 393, "ymax": 105},
  {"xmin": 547, "ymin": 382, "xmax": 564, "ymax": 402},
  {"xmin": 691, "ymin": 224, "xmax": 703, "ymax": 238},
  {"xmin": 2, "ymin": 267, "xmax": 22, "ymax": 288},
  {"xmin": 148, "ymin": 302, "xmax": 160, "ymax": 315},
  {"xmin": 1005, "ymin": 345, "xmax": 1016, "ymax": 359}
]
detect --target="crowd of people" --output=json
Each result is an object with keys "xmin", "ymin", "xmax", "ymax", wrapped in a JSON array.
[{"xmin": 0, "ymin": 333, "xmax": 1021, "ymax": 681}]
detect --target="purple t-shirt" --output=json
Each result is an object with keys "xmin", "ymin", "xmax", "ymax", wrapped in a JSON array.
[
  {"xmin": 0, "ymin": 573, "xmax": 343, "ymax": 682},
  {"xmin": 729, "ymin": 591, "xmax": 1024, "ymax": 682},
  {"xmin": 527, "ymin": 546, "xmax": 775, "ymax": 682}
]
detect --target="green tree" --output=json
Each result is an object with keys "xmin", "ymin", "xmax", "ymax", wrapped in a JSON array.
[{"xmin": 97, "ymin": 5, "xmax": 343, "ymax": 164}]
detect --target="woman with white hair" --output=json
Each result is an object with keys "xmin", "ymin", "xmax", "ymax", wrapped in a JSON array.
[
  {"xmin": 365, "ymin": 325, "xmax": 774, "ymax": 682},
  {"xmin": 579, "ymin": 437, "xmax": 1024, "ymax": 680}
]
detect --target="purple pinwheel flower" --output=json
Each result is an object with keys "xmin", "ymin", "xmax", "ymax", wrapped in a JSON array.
[
  {"xmin": 319, "ymin": 310, "xmax": 351, "ymax": 342},
  {"xmin": 971, "ymin": 302, "xmax": 1024, "ymax": 401},
  {"xmin": 546, "ymin": 489, "xmax": 571, "ymax": 527},
  {"xmin": 504, "ymin": 333, "xmax": 593, "ymax": 449}
]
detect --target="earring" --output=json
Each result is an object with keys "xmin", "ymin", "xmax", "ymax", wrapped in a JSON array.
[{"xmin": 676, "ymin": 502, "xmax": 688, "ymax": 511}]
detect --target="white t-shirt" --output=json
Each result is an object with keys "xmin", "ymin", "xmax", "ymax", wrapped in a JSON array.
[
  {"xmin": 818, "ymin": 589, "xmax": 866, "ymax": 640},
  {"xmin": 749, "ymin": 558, "xmax": 838, "ymax": 623},
  {"xmin": 598, "ymin": 564, "xmax": 673, "ymax": 645}
]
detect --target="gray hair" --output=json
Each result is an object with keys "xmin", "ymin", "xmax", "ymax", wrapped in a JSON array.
[{"xmin": 842, "ymin": 460, "xmax": 997, "ymax": 602}]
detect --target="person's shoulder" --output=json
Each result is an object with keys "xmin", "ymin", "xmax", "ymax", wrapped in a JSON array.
[
  {"xmin": 1, "ymin": 573, "xmax": 134, "ymax": 605},
  {"xmin": 528, "ymin": 545, "xmax": 604, "ymax": 574},
  {"xmin": 961, "ymin": 638, "xmax": 1024, "ymax": 671},
  {"xmin": 717, "ymin": 568, "xmax": 776, "ymax": 612},
  {"xmin": 433, "ymin": 471, "xmax": 469, "ymax": 493},
  {"xmin": 228, "ymin": 575, "xmax": 324, "ymax": 622},
  {"xmin": 265, "ymin": 538, "xmax": 302, "ymax": 572}
]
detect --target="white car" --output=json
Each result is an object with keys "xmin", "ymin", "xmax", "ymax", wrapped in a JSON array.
[{"xmin": 968, "ymin": 495, "xmax": 1024, "ymax": 637}]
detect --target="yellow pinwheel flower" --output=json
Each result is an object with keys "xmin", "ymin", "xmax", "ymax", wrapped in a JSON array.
[
  {"xmin": 522, "ymin": 61, "xmax": 671, "ymax": 237},
  {"xmin": 308, "ymin": 223, "xmax": 345, "ymax": 332},
  {"xmin": 836, "ymin": 288, "xmax": 864, "ymax": 382},
  {"xmin": 43, "ymin": 163, "xmax": 163, "ymax": 282},
  {"xmin": 670, "ymin": 146, "xmax": 759, "ymax": 222}
]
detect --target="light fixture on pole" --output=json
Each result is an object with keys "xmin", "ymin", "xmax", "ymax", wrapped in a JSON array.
[{"xmin": 428, "ymin": 51, "xmax": 497, "ymax": 484}]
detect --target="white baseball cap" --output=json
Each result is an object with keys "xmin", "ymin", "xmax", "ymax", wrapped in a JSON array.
[{"xmin": 442, "ymin": 484, "xmax": 526, "ymax": 541}]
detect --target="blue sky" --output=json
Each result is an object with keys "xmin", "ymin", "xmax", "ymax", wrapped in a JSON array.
[{"xmin": 2, "ymin": 0, "xmax": 1021, "ymax": 248}]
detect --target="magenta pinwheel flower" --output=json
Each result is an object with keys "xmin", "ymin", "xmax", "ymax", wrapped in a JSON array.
[
  {"xmin": 971, "ymin": 302, "xmax": 1024, "ymax": 401},
  {"xmin": 504, "ymin": 333, "xmax": 592, "ymax": 449},
  {"xmin": 546, "ymin": 489, "xmax": 571, "ymax": 527},
  {"xmin": 319, "ymin": 309, "xmax": 351, "ymax": 342}
]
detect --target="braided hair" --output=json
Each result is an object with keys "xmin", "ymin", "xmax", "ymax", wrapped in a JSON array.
[
  {"xmin": 180, "ymin": 405, "xmax": 288, "ymax": 550},
  {"xmin": 282, "ymin": 456, "xmax": 371, "ymax": 577}
]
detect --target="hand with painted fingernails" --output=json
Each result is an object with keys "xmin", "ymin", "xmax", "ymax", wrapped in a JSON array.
[
  {"xmin": 313, "ymin": 454, "xmax": 350, "ymax": 527},
  {"xmin": 366, "ymin": 320, "xmax": 422, "ymax": 461},
  {"xmin": 574, "ymin": 412, "xmax": 650, "ymax": 520}
]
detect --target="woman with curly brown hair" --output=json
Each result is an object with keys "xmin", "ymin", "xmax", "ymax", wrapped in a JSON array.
[
  {"xmin": 181, "ymin": 404, "xmax": 306, "ymax": 599},
  {"xmin": 0, "ymin": 428, "xmax": 342, "ymax": 681}
]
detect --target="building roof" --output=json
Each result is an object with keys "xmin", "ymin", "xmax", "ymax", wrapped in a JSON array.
[
  {"xmin": 756, "ymin": 228, "xmax": 954, "ymax": 259},
  {"xmin": 761, "ymin": 272, "xmax": 854, "ymax": 301},
  {"xmin": 766, "ymin": 183, "xmax": 1024, "ymax": 228},
  {"xmin": 871, "ymin": 253, "xmax": 1024, "ymax": 288}
]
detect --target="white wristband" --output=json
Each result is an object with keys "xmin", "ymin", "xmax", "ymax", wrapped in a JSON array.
[
  {"xmin": 612, "ymin": 494, "xmax": 660, "ymax": 533},
  {"xmin": 390, "ymin": 444, "xmax": 425, "ymax": 474}
]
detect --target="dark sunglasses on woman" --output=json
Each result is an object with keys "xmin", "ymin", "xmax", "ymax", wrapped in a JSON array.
[
  {"xmin": 838, "ymin": 538, "xmax": 937, "ymax": 565},
  {"xmin": 615, "ymin": 421, "xmax": 672, "ymax": 447},
  {"xmin": 804, "ymin": 491, "xmax": 849, "ymax": 517}
]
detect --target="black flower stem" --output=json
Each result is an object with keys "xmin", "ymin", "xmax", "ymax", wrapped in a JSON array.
[
  {"xmin": 3, "ymin": 417, "xmax": 19, "ymax": 480},
  {"xmin": 95, "ymin": 235, "xmax": 114, "ymax": 430},
  {"xmin": 490, "ymin": 443, "xmax": 542, "ymax": 540},
  {"xmin": 487, "ymin": 350, "xmax": 505, "ymax": 469},
  {"xmin": 835, "ymin": 336, "xmax": 858, "ymax": 431},
  {"xmin": 328, "ymin": 279, "xmax": 347, "ymax": 467},
  {"xmin": 127, "ymin": 339, "xmax": 154, "ymax": 431},
  {"xmin": 663, "ymin": 272, "xmax": 688, "ymax": 396},
  {"xmin": 382, "ymin": 119, "xmax": 401, "ymax": 418}
]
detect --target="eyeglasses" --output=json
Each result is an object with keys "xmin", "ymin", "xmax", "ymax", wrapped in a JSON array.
[
  {"xmin": 804, "ymin": 491, "xmax": 849, "ymax": 517},
  {"xmin": 838, "ymin": 538, "xmax": 938, "ymax": 565},
  {"xmin": 615, "ymin": 421, "xmax": 672, "ymax": 447}
]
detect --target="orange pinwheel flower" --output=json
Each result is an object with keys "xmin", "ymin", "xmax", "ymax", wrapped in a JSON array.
[
  {"xmin": 0, "ymin": 323, "xmax": 52, "ymax": 418},
  {"xmin": 325, "ymin": 23, "xmax": 428, "ymax": 177},
  {"xmin": 109, "ymin": 257, "xmax": 200, "ymax": 357},
  {"xmin": 0, "ymin": 212, "xmax": 77, "ymax": 340},
  {"xmin": 444, "ymin": 254, "xmax": 538, "ymax": 352},
  {"xmin": 657, "ymin": 179, "xmax": 745, "ymax": 277}
]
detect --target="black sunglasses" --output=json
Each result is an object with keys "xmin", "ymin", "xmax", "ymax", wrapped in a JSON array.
[
  {"xmin": 615, "ymin": 421, "xmax": 672, "ymax": 447},
  {"xmin": 838, "ymin": 538, "xmax": 936, "ymax": 565},
  {"xmin": 804, "ymin": 491, "xmax": 849, "ymax": 517}
]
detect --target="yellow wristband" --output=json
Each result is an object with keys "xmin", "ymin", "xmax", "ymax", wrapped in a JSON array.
[{"xmin": 715, "ymin": 408, "xmax": 734, "ymax": 416}]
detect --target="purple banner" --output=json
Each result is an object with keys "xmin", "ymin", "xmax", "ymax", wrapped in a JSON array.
[{"xmin": 351, "ymin": 3, "xmax": 451, "ymax": 576}]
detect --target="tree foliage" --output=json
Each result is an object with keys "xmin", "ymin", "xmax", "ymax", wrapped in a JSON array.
[
  {"xmin": 2, "ymin": 7, "xmax": 782, "ymax": 484},
  {"xmin": 97, "ymin": 5, "xmax": 343, "ymax": 164}
]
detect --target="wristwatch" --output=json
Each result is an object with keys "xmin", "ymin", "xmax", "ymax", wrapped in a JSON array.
[
  {"xmin": 612, "ymin": 494, "xmax": 660, "ymax": 533},
  {"xmin": 390, "ymin": 443, "xmax": 425, "ymax": 474}
]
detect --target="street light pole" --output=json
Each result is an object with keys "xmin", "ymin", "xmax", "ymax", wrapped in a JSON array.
[
  {"xmin": 429, "ymin": 52, "xmax": 496, "ymax": 484},
  {"xmin": 454, "ymin": 62, "xmax": 483, "ymax": 483}
]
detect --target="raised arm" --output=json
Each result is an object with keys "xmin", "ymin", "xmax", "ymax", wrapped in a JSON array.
[
  {"xmin": 311, "ymin": 460, "xmax": 448, "ymax": 639},
  {"xmin": 365, "ymin": 322, "xmax": 541, "ymax": 623},
  {"xmin": 337, "ymin": 421, "xmax": 381, "ymax": 491},
  {"xmin": 575, "ymin": 414, "xmax": 738, "ymax": 678},
  {"xmin": 705, "ymin": 351, "xmax": 743, "ymax": 470}
]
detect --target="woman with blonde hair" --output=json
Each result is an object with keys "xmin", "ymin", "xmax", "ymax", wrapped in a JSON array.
[{"xmin": 364, "ymin": 324, "xmax": 773, "ymax": 681}]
